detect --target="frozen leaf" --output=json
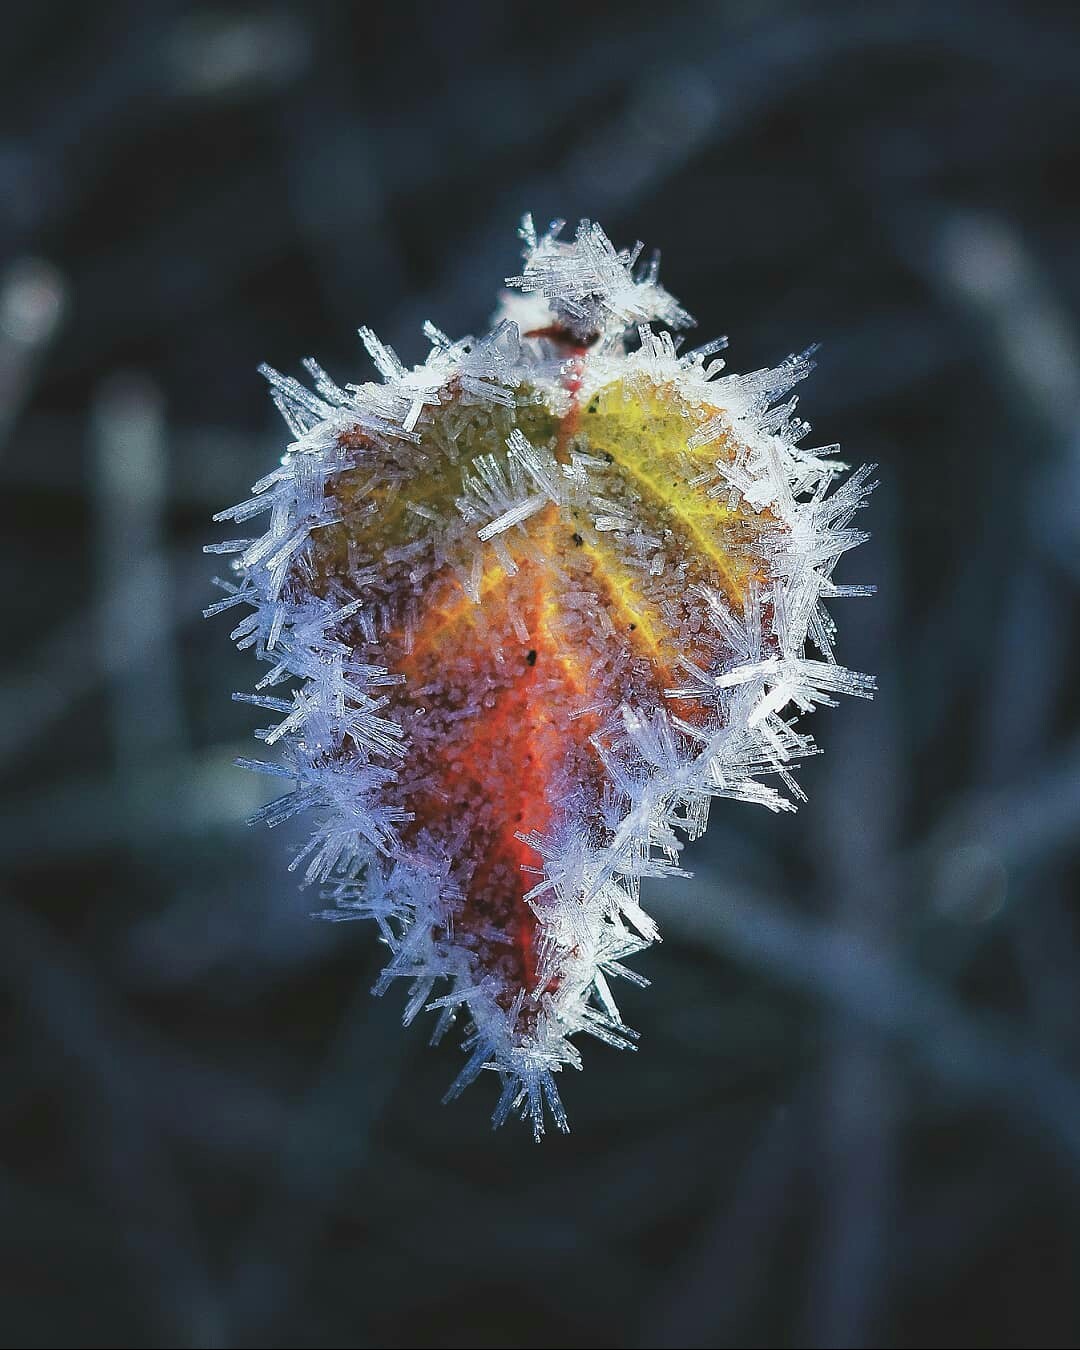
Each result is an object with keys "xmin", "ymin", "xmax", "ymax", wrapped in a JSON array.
[{"xmin": 209, "ymin": 217, "xmax": 875, "ymax": 1138}]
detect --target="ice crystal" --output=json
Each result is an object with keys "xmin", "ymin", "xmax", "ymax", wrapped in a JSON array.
[{"xmin": 208, "ymin": 216, "xmax": 875, "ymax": 1139}]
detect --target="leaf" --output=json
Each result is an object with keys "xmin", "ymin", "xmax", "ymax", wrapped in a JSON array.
[
  {"xmin": 302, "ymin": 371, "xmax": 772, "ymax": 1018},
  {"xmin": 215, "ymin": 218, "xmax": 874, "ymax": 1136}
]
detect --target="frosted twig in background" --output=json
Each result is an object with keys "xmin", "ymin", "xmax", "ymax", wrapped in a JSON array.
[
  {"xmin": 0, "ymin": 553, "xmax": 207, "ymax": 769},
  {"xmin": 0, "ymin": 257, "xmax": 65, "ymax": 454},
  {"xmin": 657, "ymin": 878, "xmax": 1080, "ymax": 1171},
  {"xmin": 93, "ymin": 374, "xmax": 186, "ymax": 819},
  {"xmin": 808, "ymin": 495, "xmax": 901, "ymax": 1347}
]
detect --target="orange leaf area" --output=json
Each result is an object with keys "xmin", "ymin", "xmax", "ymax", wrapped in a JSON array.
[{"xmin": 299, "ymin": 374, "xmax": 775, "ymax": 1025}]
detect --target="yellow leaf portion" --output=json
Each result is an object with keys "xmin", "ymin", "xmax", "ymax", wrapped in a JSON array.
[{"xmin": 581, "ymin": 378, "xmax": 766, "ymax": 607}]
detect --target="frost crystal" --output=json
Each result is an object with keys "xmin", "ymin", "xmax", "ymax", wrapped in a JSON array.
[{"xmin": 209, "ymin": 216, "xmax": 875, "ymax": 1139}]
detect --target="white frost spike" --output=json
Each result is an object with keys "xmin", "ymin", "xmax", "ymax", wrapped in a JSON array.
[
  {"xmin": 504, "ymin": 216, "xmax": 694, "ymax": 342},
  {"xmin": 207, "ymin": 215, "xmax": 875, "ymax": 1140}
]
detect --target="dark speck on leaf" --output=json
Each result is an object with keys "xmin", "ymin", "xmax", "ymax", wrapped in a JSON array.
[{"xmin": 526, "ymin": 649, "xmax": 537, "ymax": 666}]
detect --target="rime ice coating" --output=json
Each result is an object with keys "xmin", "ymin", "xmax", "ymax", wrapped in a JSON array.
[{"xmin": 208, "ymin": 217, "xmax": 875, "ymax": 1139}]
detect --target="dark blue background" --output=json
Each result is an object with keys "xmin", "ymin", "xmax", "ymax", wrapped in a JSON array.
[{"xmin": 2, "ymin": 2, "xmax": 1079, "ymax": 1345}]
